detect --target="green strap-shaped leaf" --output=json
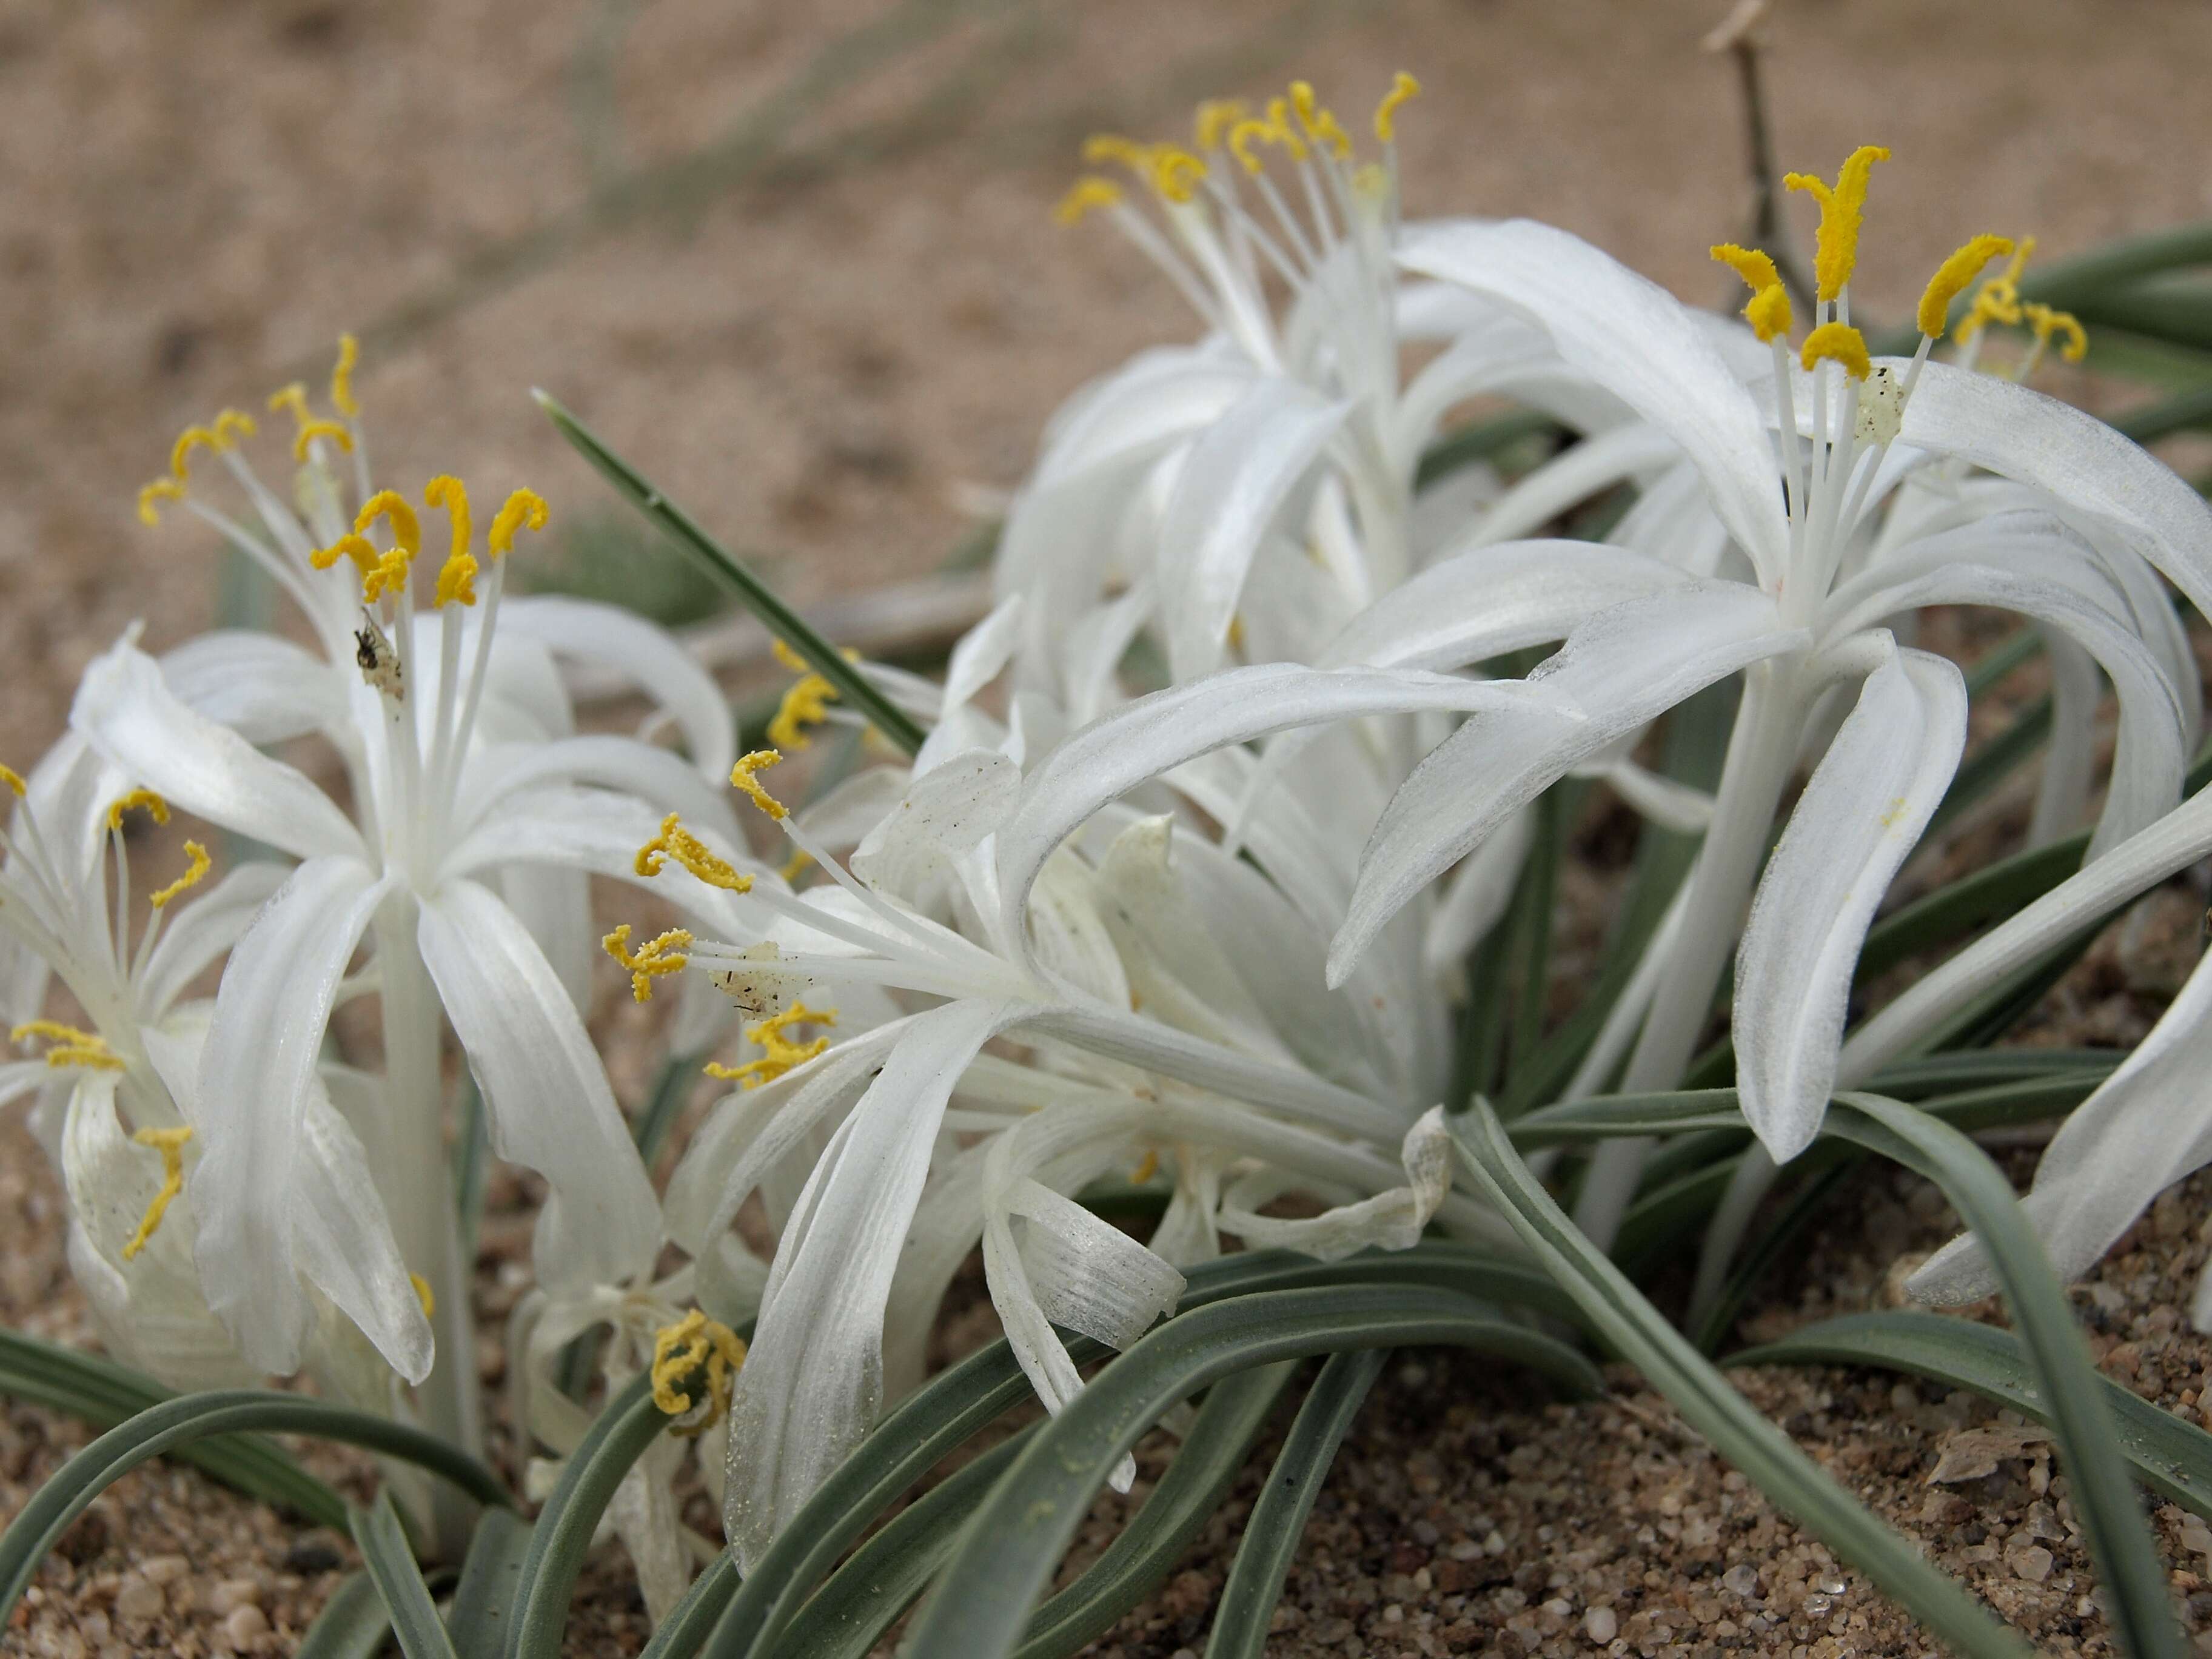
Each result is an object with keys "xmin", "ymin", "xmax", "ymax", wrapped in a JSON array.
[
  {"xmin": 634, "ymin": 1050, "xmax": 708, "ymax": 1164},
  {"xmin": 446, "ymin": 1506, "xmax": 535, "ymax": 1654},
  {"xmin": 1446, "ymin": 1102, "xmax": 2036, "ymax": 1659},
  {"xmin": 538, "ymin": 391, "xmax": 928, "ymax": 755},
  {"xmin": 0, "ymin": 1390, "xmax": 509, "ymax": 1626},
  {"xmin": 0, "ymin": 1329, "xmax": 346, "ymax": 1527},
  {"xmin": 295, "ymin": 1572, "xmax": 398, "ymax": 1659},
  {"xmin": 900, "ymin": 1284, "xmax": 1601, "ymax": 1659},
  {"xmin": 1823, "ymin": 1094, "xmax": 2186, "ymax": 1659},
  {"xmin": 352, "ymin": 1490, "xmax": 458, "ymax": 1659},
  {"xmin": 1204, "ymin": 1348, "xmax": 1386, "ymax": 1659},
  {"xmin": 1733, "ymin": 1310, "xmax": 2212, "ymax": 1522},
  {"xmin": 639, "ymin": 1554, "xmax": 739, "ymax": 1659}
]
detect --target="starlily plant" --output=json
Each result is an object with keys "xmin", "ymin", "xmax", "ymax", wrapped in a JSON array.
[{"xmin": 16, "ymin": 70, "xmax": 2212, "ymax": 1659}]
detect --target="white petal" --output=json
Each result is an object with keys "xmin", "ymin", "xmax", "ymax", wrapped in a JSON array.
[
  {"xmin": 723, "ymin": 997, "xmax": 1021, "ymax": 1569},
  {"xmin": 997, "ymin": 663, "xmax": 1542, "ymax": 955},
  {"xmin": 850, "ymin": 749, "xmax": 1019, "ymax": 902},
  {"xmin": 1423, "ymin": 807, "xmax": 1535, "ymax": 974},
  {"xmin": 1911, "ymin": 944, "xmax": 2212, "ymax": 1303},
  {"xmin": 1333, "ymin": 584, "xmax": 1800, "ymax": 984},
  {"xmin": 1736, "ymin": 647, "xmax": 1967, "ymax": 1162},
  {"xmin": 138, "ymin": 861, "xmax": 290, "ymax": 1018},
  {"xmin": 1007, "ymin": 1176, "xmax": 1185, "ymax": 1347},
  {"xmin": 417, "ymin": 879, "xmax": 662, "ymax": 1291},
  {"xmin": 161, "ymin": 631, "xmax": 350, "ymax": 746},
  {"xmin": 192, "ymin": 856, "xmax": 387, "ymax": 1374},
  {"xmin": 1216, "ymin": 1105, "xmax": 1452, "ymax": 1259},
  {"xmin": 72, "ymin": 638, "xmax": 366, "ymax": 863},
  {"xmin": 1158, "ymin": 381, "xmax": 1352, "ymax": 682},
  {"xmin": 501, "ymin": 595, "xmax": 736, "ymax": 780},
  {"xmin": 1463, "ymin": 423, "xmax": 1682, "ymax": 550},
  {"xmin": 1397, "ymin": 220, "xmax": 1789, "ymax": 583},
  {"xmin": 292, "ymin": 1081, "xmax": 435, "ymax": 1382},
  {"xmin": 456, "ymin": 736, "xmax": 742, "ymax": 848}
]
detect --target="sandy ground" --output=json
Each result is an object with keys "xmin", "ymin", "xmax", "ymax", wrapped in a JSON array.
[{"xmin": 7, "ymin": 0, "xmax": 2212, "ymax": 1654}]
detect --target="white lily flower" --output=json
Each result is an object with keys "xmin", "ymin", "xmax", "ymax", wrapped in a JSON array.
[
  {"xmin": 70, "ymin": 452, "xmax": 729, "ymax": 1460},
  {"xmin": 0, "ymin": 733, "xmax": 414, "ymax": 1404},
  {"xmin": 1321, "ymin": 147, "xmax": 2211, "ymax": 1225}
]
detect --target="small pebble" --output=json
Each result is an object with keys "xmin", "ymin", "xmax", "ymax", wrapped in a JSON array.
[
  {"xmin": 1586, "ymin": 1606, "xmax": 1618, "ymax": 1643},
  {"xmin": 2013, "ymin": 1545, "xmax": 2056, "ymax": 1583},
  {"xmin": 1721, "ymin": 1563, "xmax": 1761, "ymax": 1598},
  {"xmin": 113, "ymin": 1576, "xmax": 162, "ymax": 1624},
  {"xmin": 221, "ymin": 1603, "xmax": 270, "ymax": 1651},
  {"xmin": 139, "ymin": 1555, "xmax": 189, "ymax": 1586},
  {"xmin": 210, "ymin": 1577, "xmax": 262, "ymax": 1615}
]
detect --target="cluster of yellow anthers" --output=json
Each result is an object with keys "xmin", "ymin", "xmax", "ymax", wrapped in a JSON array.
[
  {"xmin": 138, "ymin": 336, "xmax": 360, "ymax": 528},
  {"xmin": 310, "ymin": 479, "xmax": 549, "ymax": 609},
  {"xmin": 121, "ymin": 1125, "xmax": 193, "ymax": 1262},
  {"xmin": 1954, "ymin": 238, "xmax": 2090, "ymax": 366},
  {"xmin": 706, "ymin": 1002, "xmax": 837, "ymax": 1090},
  {"xmin": 10, "ymin": 1019, "xmax": 124, "ymax": 1073},
  {"xmin": 649, "ymin": 1309, "xmax": 748, "ymax": 1435},
  {"xmin": 1711, "ymin": 144, "xmax": 2086, "ymax": 384},
  {"xmin": 603, "ymin": 923, "xmax": 695, "ymax": 1004},
  {"xmin": 766, "ymin": 641, "xmax": 842, "ymax": 752},
  {"xmin": 1056, "ymin": 71, "xmax": 1420, "ymax": 226},
  {"xmin": 105, "ymin": 788, "xmax": 213, "ymax": 910}
]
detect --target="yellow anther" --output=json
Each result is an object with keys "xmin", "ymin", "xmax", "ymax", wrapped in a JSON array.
[
  {"xmin": 488, "ymin": 488, "xmax": 549, "ymax": 557},
  {"xmin": 2022, "ymin": 302, "xmax": 2088, "ymax": 363},
  {"xmin": 779, "ymin": 847, "xmax": 814, "ymax": 884},
  {"xmin": 292, "ymin": 418, "xmax": 355, "ymax": 461},
  {"xmin": 107, "ymin": 789, "xmax": 170, "ymax": 831},
  {"xmin": 1289, "ymin": 80, "xmax": 1321, "ymax": 132},
  {"xmin": 136, "ymin": 478, "xmax": 186, "ymax": 528},
  {"xmin": 12, "ymin": 1021, "xmax": 126, "ymax": 1073},
  {"xmin": 354, "ymin": 490, "xmax": 420, "ymax": 602},
  {"xmin": 770, "ymin": 638, "xmax": 808, "ymax": 674},
  {"xmin": 266, "ymin": 382, "xmax": 312, "ymax": 429},
  {"xmin": 1286, "ymin": 81, "xmax": 1352, "ymax": 158},
  {"xmin": 1081, "ymin": 133, "xmax": 1153, "ymax": 172},
  {"xmin": 1226, "ymin": 118, "xmax": 1276, "ymax": 175},
  {"xmin": 0, "ymin": 763, "xmax": 23, "ymax": 797},
  {"xmin": 149, "ymin": 841, "xmax": 211, "ymax": 910},
  {"xmin": 213, "ymin": 409, "xmax": 257, "ymax": 447},
  {"xmin": 170, "ymin": 425, "xmax": 223, "ymax": 481},
  {"xmin": 330, "ymin": 334, "xmax": 361, "ymax": 419},
  {"xmin": 1916, "ymin": 233, "xmax": 2015, "ymax": 340},
  {"xmin": 1373, "ymin": 71, "xmax": 1421, "ymax": 143},
  {"xmin": 1783, "ymin": 144, "xmax": 1891, "ymax": 303},
  {"xmin": 706, "ymin": 1002, "xmax": 837, "ymax": 1090},
  {"xmin": 1150, "ymin": 146, "xmax": 1208, "ymax": 204},
  {"xmin": 1710, "ymin": 243, "xmax": 1794, "ymax": 344},
  {"xmin": 602, "ymin": 923, "xmax": 694, "ymax": 1003},
  {"xmin": 1131, "ymin": 1148, "xmax": 1160, "ymax": 1185},
  {"xmin": 1800, "ymin": 320, "xmax": 1872, "ymax": 381},
  {"xmin": 1054, "ymin": 176, "xmax": 1123, "ymax": 227},
  {"xmin": 424, "ymin": 475, "xmax": 477, "ymax": 608},
  {"xmin": 310, "ymin": 532, "xmax": 380, "ymax": 579},
  {"xmin": 635, "ymin": 813, "xmax": 755, "ymax": 893},
  {"xmin": 122, "ymin": 1125, "xmax": 193, "ymax": 1261},
  {"xmin": 1262, "ymin": 97, "xmax": 1309, "ymax": 161},
  {"xmin": 729, "ymin": 750, "xmax": 788, "ymax": 820},
  {"xmin": 1194, "ymin": 98, "xmax": 1248, "ymax": 153},
  {"xmin": 409, "ymin": 1272, "xmax": 434, "ymax": 1319},
  {"xmin": 650, "ymin": 1309, "xmax": 746, "ymax": 1433}
]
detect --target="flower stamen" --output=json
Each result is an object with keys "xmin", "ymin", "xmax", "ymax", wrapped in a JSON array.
[
  {"xmin": 149, "ymin": 842, "xmax": 210, "ymax": 910},
  {"xmin": 650, "ymin": 1309, "xmax": 746, "ymax": 1433},
  {"xmin": 1711, "ymin": 243, "xmax": 1794, "ymax": 343},
  {"xmin": 603, "ymin": 923, "xmax": 694, "ymax": 1002},
  {"xmin": 11, "ymin": 1020, "xmax": 125, "ymax": 1072},
  {"xmin": 705, "ymin": 1002, "xmax": 836, "ymax": 1089},
  {"xmin": 729, "ymin": 751, "xmax": 788, "ymax": 820},
  {"xmin": 635, "ymin": 813, "xmax": 754, "ymax": 893},
  {"xmin": 1916, "ymin": 233, "xmax": 2015, "ymax": 340},
  {"xmin": 1783, "ymin": 144, "xmax": 1890, "ymax": 304},
  {"xmin": 425, "ymin": 475, "xmax": 477, "ymax": 608},
  {"xmin": 121, "ymin": 1125, "xmax": 193, "ymax": 1261},
  {"xmin": 107, "ymin": 789, "xmax": 170, "ymax": 831}
]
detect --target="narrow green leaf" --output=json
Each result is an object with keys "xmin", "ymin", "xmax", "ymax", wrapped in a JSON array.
[
  {"xmin": 1823, "ymin": 1094, "xmax": 2185, "ymax": 1658},
  {"xmin": 635, "ymin": 1051, "xmax": 708, "ymax": 1164},
  {"xmin": 445, "ymin": 1506, "xmax": 534, "ymax": 1653},
  {"xmin": 0, "ymin": 1390, "xmax": 509, "ymax": 1626},
  {"xmin": 1446, "ymin": 1103, "xmax": 2036, "ymax": 1659},
  {"xmin": 1692, "ymin": 1162, "xmax": 1857, "ymax": 1356},
  {"xmin": 454, "ymin": 1070, "xmax": 489, "ymax": 1256},
  {"xmin": 537, "ymin": 391, "xmax": 927, "ymax": 754},
  {"xmin": 0, "ymin": 1329, "xmax": 345, "ymax": 1527},
  {"xmin": 1413, "ymin": 409, "xmax": 1557, "ymax": 490},
  {"xmin": 1013, "ymin": 1362, "xmax": 1298, "ymax": 1659},
  {"xmin": 901, "ymin": 1285, "xmax": 1601, "ymax": 1659},
  {"xmin": 1733, "ymin": 1311, "xmax": 2212, "ymax": 1522},
  {"xmin": 1925, "ymin": 696, "xmax": 2053, "ymax": 844},
  {"xmin": 2117, "ymin": 379, "xmax": 2212, "ymax": 445},
  {"xmin": 352, "ymin": 1490, "xmax": 458, "ymax": 1659},
  {"xmin": 295, "ymin": 1571, "xmax": 397, "ymax": 1659},
  {"xmin": 1204, "ymin": 1349, "xmax": 1385, "ymax": 1659},
  {"xmin": 639, "ymin": 1555, "xmax": 739, "ymax": 1659}
]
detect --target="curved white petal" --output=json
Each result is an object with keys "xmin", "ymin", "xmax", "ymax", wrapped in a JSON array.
[
  {"xmin": 1461, "ymin": 423, "xmax": 1682, "ymax": 551},
  {"xmin": 1333, "ymin": 584, "xmax": 1801, "ymax": 985},
  {"xmin": 1158, "ymin": 382, "xmax": 1352, "ymax": 682},
  {"xmin": 1396, "ymin": 220, "xmax": 1788, "ymax": 583},
  {"xmin": 192, "ymin": 856, "xmax": 387, "ymax": 1375},
  {"xmin": 73, "ymin": 638, "xmax": 365, "ymax": 863},
  {"xmin": 161, "ymin": 632, "xmax": 350, "ymax": 745},
  {"xmin": 455, "ymin": 736, "xmax": 742, "ymax": 846},
  {"xmin": 501, "ymin": 595, "xmax": 736, "ymax": 780},
  {"xmin": 138, "ymin": 860, "xmax": 292, "ymax": 1019},
  {"xmin": 293, "ymin": 1081, "xmax": 435, "ymax": 1382},
  {"xmin": 1735, "ymin": 647, "xmax": 1967, "ymax": 1162},
  {"xmin": 417, "ymin": 878, "xmax": 662, "ymax": 1293}
]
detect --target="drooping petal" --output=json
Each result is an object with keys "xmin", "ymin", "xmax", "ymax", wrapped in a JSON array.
[
  {"xmin": 501, "ymin": 595, "xmax": 737, "ymax": 780},
  {"xmin": 417, "ymin": 878, "xmax": 662, "ymax": 1293},
  {"xmin": 723, "ymin": 997, "xmax": 1022, "ymax": 1569},
  {"xmin": 72, "ymin": 638, "xmax": 366, "ymax": 863},
  {"xmin": 1735, "ymin": 646, "xmax": 1967, "ymax": 1162},
  {"xmin": 1396, "ymin": 220, "xmax": 1789, "ymax": 584},
  {"xmin": 161, "ymin": 631, "xmax": 351, "ymax": 746},
  {"xmin": 292, "ymin": 1080, "xmax": 435, "ymax": 1382},
  {"xmin": 1333, "ymin": 584, "xmax": 1801, "ymax": 984},
  {"xmin": 850, "ymin": 749, "xmax": 1019, "ymax": 903},
  {"xmin": 138, "ymin": 862, "xmax": 291, "ymax": 1019},
  {"xmin": 192, "ymin": 856, "xmax": 387, "ymax": 1375}
]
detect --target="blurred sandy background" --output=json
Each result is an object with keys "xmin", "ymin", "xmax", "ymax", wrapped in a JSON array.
[{"xmin": 2, "ymin": 0, "xmax": 2210, "ymax": 765}]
